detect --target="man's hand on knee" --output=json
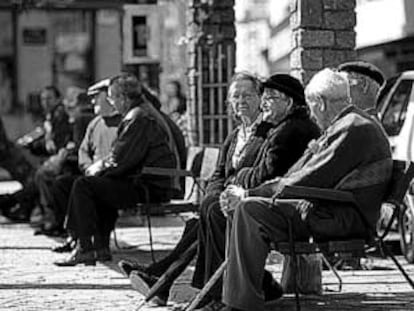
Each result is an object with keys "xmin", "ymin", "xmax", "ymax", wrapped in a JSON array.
[{"xmin": 220, "ymin": 185, "xmax": 247, "ymax": 217}]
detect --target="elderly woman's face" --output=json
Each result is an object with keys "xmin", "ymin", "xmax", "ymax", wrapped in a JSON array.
[
  {"xmin": 228, "ymin": 80, "xmax": 260, "ymax": 121},
  {"xmin": 261, "ymin": 88, "xmax": 291, "ymax": 122}
]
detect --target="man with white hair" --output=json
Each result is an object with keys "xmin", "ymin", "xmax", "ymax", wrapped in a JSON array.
[{"xmin": 219, "ymin": 68, "xmax": 392, "ymax": 311}]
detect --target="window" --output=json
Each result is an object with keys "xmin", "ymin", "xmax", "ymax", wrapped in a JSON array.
[{"xmin": 382, "ymin": 80, "xmax": 414, "ymax": 136}]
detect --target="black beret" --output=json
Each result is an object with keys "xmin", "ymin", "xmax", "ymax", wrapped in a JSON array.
[
  {"xmin": 338, "ymin": 61, "xmax": 385, "ymax": 86},
  {"xmin": 262, "ymin": 74, "xmax": 306, "ymax": 106}
]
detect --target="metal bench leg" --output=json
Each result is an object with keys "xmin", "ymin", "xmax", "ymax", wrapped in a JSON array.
[
  {"xmin": 141, "ymin": 186, "xmax": 156, "ymax": 263},
  {"xmin": 146, "ymin": 210, "xmax": 156, "ymax": 263},
  {"xmin": 321, "ymin": 252, "xmax": 343, "ymax": 292},
  {"xmin": 112, "ymin": 229, "xmax": 122, "ymax": 250},
  {"xmin": 288, "ymin": 219, "xmax": 301, "ymax": 311}
]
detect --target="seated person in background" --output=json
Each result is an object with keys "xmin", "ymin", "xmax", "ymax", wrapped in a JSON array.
[
  {"xmin": 220, "ymin": 68, "xmax": 393, "ymax": 311},
  {"xmin": 335, "ymin": 61, "xmax": 386, "ymax": 269},
  {"xmin": 29, "ymin": 85, "xmax": 72, "ymax": 156},
  {"xmin": 34, "ymin": 87, "xmax": 94, "ymax": 235},
  {"xmin": 121, "ymin": 73, "xmax": 320, "ymax": 308},
  {"xmin": 338, "ymin": 60, "xmax": 385, "ymax": 115},
  {"xmin": 0, "ymin": 85, "xmax": 73, "ymax": 221},
  {"xmin": 54, "ymin": 73, "xmax": 177, "ymax": 266},
  {"xmin": 0, "ymin": 116, "xmax": 35, "ymax": 221},
  {"xmin": 161, "ymin": 79, "xmax": 192, "ymax": 146},
  {"xmin": 46, "ymin": 79, "xmax": 121, "ymax": 243}
]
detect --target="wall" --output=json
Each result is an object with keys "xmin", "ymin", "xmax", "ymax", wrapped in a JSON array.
[
  {"xmin": 95, "ymin": 9, "xmax": 122, "ymax": 80},
  {"xmin": 356, "ymin": 0, "xmax": 405, "ymax": 48},
  {"xmin": 158, "ymin": 0, "xmax": 187, "ymax": 98},
  {"xmin": 17, "ymin": 10, "xmax": 52, "ymax": 105},
  {"xmin": 235, "ymin": 0, "xmax": 270, "ymax": 75},
  {"xmin": 236, "ymin": 20, "xmax": 269, "ymax": 76}
]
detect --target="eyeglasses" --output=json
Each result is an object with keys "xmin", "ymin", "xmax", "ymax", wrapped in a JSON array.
[{"xmin": 262, "ymin": 95, "xmax": 287, "ymax": 103}]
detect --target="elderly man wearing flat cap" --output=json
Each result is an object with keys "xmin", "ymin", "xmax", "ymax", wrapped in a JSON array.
[{"xmin": 338, "ymin": 60, "xmax": 385, "ymax": 116}]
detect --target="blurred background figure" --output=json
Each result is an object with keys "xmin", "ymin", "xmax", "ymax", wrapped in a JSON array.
[
  {"xmin": 162, "ymin": 80, "xmax": 186, "ymax": 116},
  {"xmin": 161, "ymin": 80, "xmax": 192, "ymax": 146},
  {"xmin": 0, "ymin": 85, "xmax": 94, "ymax": 227},
  {"xmin": 34, "ymin": 86, "xmax": 93, "ymax": 235}
]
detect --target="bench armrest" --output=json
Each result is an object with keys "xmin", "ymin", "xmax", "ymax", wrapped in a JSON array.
[{"xmin": 278, "ymin": 185, "xmax": 356, "ymax": 204}]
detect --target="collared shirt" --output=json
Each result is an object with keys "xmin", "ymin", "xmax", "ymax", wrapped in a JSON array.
[{"xmin": 232, "ymin": 114, "xmax": 262, "ymax": 168}]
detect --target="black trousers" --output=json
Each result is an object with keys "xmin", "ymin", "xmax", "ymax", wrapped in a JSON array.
[
  {"xmin": 49, "ymin": 174, "xmax": 79, "ymax": 228},
  {"xmin": 192, "ymin": 192, "xmax": 226, "ymax": 300},
  {"xmin": 65, "ymin": 175, "xmax": 138, "ymax": 239}
]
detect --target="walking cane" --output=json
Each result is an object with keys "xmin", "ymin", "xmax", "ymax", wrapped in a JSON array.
[
  {"xmin": 185, "ymin": 260, "xmax": 228, "ymax": 311},
  {"xmin": 185, "ymin": 211, "xmax": 233, "ymax": 311},
  {"xmin": 135, "ymin": 241, "xmax": 199, "ymax": 311}
]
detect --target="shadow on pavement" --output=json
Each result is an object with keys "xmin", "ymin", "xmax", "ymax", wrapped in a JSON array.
[{"xmin": 274, "ymin": 292, "xmax": 414, "ymax": 310}]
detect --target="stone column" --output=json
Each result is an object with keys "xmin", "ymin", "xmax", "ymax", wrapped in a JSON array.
[
  {"xmin": 290, "ymin": 0, "xmax": 357, "ymax": 85},
  {"xmin": 186, "ymin": 0, "xmax": 235, "ymax": 146}
]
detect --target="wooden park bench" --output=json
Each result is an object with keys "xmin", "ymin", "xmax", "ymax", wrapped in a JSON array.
[{"xmin": 185, "ymin": 159, "xmax": 414, "ymax": 311}]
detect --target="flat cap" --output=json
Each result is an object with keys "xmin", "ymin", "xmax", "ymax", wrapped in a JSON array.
[
  {"xmin": 87, "ymin": 78, "xmax": 110, "ymax": 96},
  {"xmin": 338, "ymin": 61, "xmax": 385, "ymax": 86},
  {"xmin": 262, "ymin": 74, "xmax": 306, "ymax": 106}
]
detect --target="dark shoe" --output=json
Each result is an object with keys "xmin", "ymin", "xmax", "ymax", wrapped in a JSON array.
[
  {"xmin": 129, "ymin": 270, "xmax": 169, "ymax": 306},
  {"xmin": 54, "ymin": 249, "xmax": 97, "ymax": 266},
  {"xmin": 130, "ymin": 270, "xmax": 152, "ymax": 296},
  {"xmin": 118, "ymin": 259, "xmax": 148, "ymax": 277},
  {"xmin": 0, "ymin": 194, "xmax": 17, "ymax": 211},
  {"xmin": 51, "ymin": 237, "xmax": 76, "ymax": 253},
  {"xmin": 263, "ymin": 271, "xmax": 284, "ymax": 303},
  {"xmin": 96, "ymin": 248, "xmax": 112, "ymax": 262}
]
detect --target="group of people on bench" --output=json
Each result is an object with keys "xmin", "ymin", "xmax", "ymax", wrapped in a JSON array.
[
  {"xmin": 1, "ymin": 59, "xmax": 392, "ymax": 311},
  {"xmin": 117, "ymin": 61, "xmax": 391, "ymax": 311}
]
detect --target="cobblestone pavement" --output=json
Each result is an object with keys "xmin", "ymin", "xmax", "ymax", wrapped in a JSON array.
[{"xmin": 1, "ymin": 214, "xmax": 414, "ymax": 311}]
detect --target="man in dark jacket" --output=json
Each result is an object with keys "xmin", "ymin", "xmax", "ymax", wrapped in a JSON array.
[
  {"xmin": 54, "ymin": 73, "xmax": 176, "ymax": 266},
  {"xmin": 221, "ymin": 68, "xmax": 392, "ymax": 311}
]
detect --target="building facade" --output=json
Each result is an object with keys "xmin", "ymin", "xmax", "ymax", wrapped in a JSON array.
[{"xmin": 0, "ymin": 0, "xmax": 187, "ymax": 125}]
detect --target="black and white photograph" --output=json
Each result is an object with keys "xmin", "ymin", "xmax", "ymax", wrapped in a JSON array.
[{"xmin": 0, "ymin": 0, "xmax": 413, "ymax": 310}]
